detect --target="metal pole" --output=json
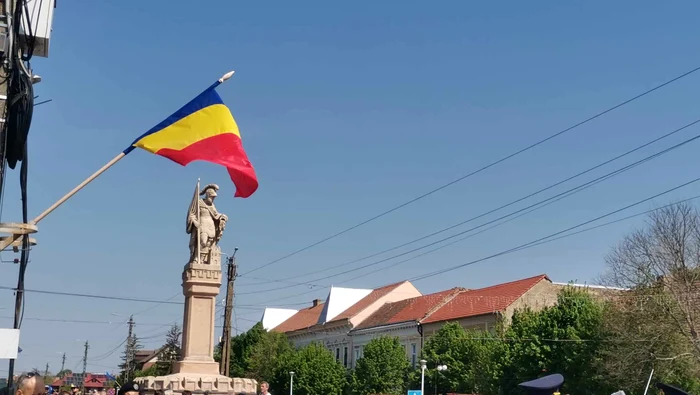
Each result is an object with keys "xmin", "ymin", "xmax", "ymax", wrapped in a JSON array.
[
  {"xmin": 420, "ymin": 360, "xmax": 426, "ymax": 395},
  {"xmin": 289, "ymin": 372, "xmax": 294, "ymax": 395},
  {"xmin": 642, "ymin": 369, "xmax": 654, "ymax": 395}
]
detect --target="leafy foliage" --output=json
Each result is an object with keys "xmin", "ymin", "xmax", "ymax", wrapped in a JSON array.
[
  {"xmin": 500, "ymin": 287, "xmax": 610, "ymax": 395},
  {"xmin": 352, "ymin": 336, "xmax": 410, "ymax": 395},
  {"xmin": 119, "ymin": 334, "xmax": 143, "ymax": 382},
  {"xmin": 272, "ymin": 343, "xmax": 347, "ymax": 395},
  {"xmin": 247, "ymin": 329, "xmax": 294, "ymax": 382}
]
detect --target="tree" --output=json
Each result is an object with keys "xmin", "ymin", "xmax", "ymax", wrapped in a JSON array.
[
  {"xmin": 501, "ymin": 287, "xmax": 610, "ymax": 395},
  {"xmin": 272, "ymin": 343, "xmax": 347, "ymax": 395},
  {"xmin": 602, "ymin": 203, "xmax": 700, "ymax": 357},
  {"xmin": 216, "ymin": 322, "xmax": 266, "ymax": 377},
  {"xmin": 119, "ymin": 334, "xmax": 143, "ymax": 381},
  {"xmin": 352, "ymin": 336, "xmax": 410, "ymax": 395},
  {"xmin": 154, "ymin": 324, "xmax": 182, "ymax": 376},
  {"xmin": 413, "ymin": 323, "xmax": 504, "ymax": 395},
  {"xmin": 417, "ymin": 322, "xmax": 472, "ymax": 394},
  {"xmin": 56, "ymin": 369, "xmax": 72, "ymax": 379},
  {"xmin": 247, "ymin": 329, "xmax": 293, "ymax": 383},
  {"xmin": 600, "ymin": 203, "xmax": 700, "ymax": 392}
]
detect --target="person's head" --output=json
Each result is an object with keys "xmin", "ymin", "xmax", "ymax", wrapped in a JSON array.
[
  {"xmin": 259, "ymin": 382, "xmax": 269, "ymax": 393},
  {"xmin": 15, "ymin": 372, "xmax": 46, "ymax": 395},
  {"xmin": 116, "ymin": 382, "xmax": 141, "ymax": 395}
]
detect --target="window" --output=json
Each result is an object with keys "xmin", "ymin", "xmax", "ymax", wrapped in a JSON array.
[
  {"xmin": 343, "ymin": 347, "xmax": 348, "ymax": 367},
  {"xmin": 411, "ymin": 343, "xmax": 417, "ymax": 367},
  {"xmin": 354, "ymin": 346, "xmax": 360, "ymax": 365},
  {"xmin": 336, "ymin": 347, "xmax": 340, "ymax": 361}
]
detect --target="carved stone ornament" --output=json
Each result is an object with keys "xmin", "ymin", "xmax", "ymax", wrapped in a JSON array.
[{"xmin": 186, "ymin": 183, "xmax": 229, "ymax": 265}]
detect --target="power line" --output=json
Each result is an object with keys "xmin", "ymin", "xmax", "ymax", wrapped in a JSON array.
[
  {"xmin": 0, "ymin": 286, "xmax": 265, "ymax": 310},
  {"xmin": 408, "ymin": 176, "xmax": 700, "ymax": 283},
  {"xmin": 250, "ymin": 189, "xmax": 700, "ymax": 308},
  {"xmin": 241, "ymin": 65, "xmax": 700, "ymax": 276},
  {"xmin": 243, "ymin": 118, "xmax": 700, "ymax": 288},
  {"xmin": 238, "ymin": 124, "xmax": 700, "ymax": 295}
]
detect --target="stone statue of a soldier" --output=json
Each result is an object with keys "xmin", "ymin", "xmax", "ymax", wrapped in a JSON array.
[{"xmin": 186, "ymin": 183, "xmax": 228, "ymax": 265}]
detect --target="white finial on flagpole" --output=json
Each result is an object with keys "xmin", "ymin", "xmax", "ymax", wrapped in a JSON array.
[{"xmin": 219, "ymin": 71, "xmax": 235, "ymax": 83}]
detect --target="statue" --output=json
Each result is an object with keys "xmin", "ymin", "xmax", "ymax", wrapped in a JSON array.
[{"xmin": 186, "ymin": 182, "xmax": 228, "ymax": 265}]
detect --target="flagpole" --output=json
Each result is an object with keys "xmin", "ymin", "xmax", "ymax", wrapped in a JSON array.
[
  {"xmin": 0, "ymin": 71, "xmax": 236, "ymax": 251},
  {"xmin": 196, "ymin": 178, "xmax": 201, "ymax": 264}
]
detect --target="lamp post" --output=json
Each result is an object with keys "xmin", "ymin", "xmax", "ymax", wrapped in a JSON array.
[
  {"xmin": 435, "ymin": 365, "xmax": 447, "ymax": 395},
  {"xmin": 289, "ymin": 371, "xmax": 294, "ymax": 395},
  {"xmin": 420, "ymin": 360, "xmax": 427, "ymax": 395}
]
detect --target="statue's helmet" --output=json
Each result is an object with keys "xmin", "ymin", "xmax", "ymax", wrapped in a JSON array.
[{"xmin": 200, "ymin": 183, "xmax": 220, "ymax": 198}]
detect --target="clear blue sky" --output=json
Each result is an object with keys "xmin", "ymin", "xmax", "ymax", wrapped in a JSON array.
[{"xmin": 3, "ymin": 0, "xmax": 700, "ymax": 376}]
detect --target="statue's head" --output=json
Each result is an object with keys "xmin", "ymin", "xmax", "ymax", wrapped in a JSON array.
[{"xmin": 200, "ymin": 184, "xmax": 219, "ymax": 203}]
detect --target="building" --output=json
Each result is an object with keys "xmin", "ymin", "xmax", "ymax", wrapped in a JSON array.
[
  {"xmin": 50, "ymin": 373, "xmax": 115, "ymax": 391},
  {"xmin": 267, "ymin": 274, "xmax": 604, "ymax": 369},
  {"xmin": 134, "ymin": 348, "xmax": 164, "ymax": 371},
  {"xmin": 268, "ymin": 281, "xmax": 421, "ymax": 368}
]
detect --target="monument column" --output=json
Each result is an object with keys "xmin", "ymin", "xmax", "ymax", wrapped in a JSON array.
[
  {"xmin": 173, "ymin": 262, "xmax": 222, "ymax": 374},
  {"xmin": 134, "ymin": 182, "xmax": 257, "ymax": 395}
]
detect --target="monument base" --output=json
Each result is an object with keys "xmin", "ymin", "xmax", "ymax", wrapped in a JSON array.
[{"xmin": 135, "ymin": 374, "xmax": 257, "ymax": 395}]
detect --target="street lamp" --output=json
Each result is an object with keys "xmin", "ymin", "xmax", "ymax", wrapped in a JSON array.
[
  {"xmin": 289, "ymin": 371, "xmax": 294, "ymax": 395},
  {"xmin": 435, "ymin": 365, "xmax": 447, "ymax": 395},
  {"xmin": 419, "ymin": 360, "xmax": 427, "ymax": 395}
]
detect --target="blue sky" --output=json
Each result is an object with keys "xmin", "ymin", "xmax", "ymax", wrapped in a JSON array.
[{"xmin": 3, "ymin": 0, "xmax": 700, "ymax": 376}]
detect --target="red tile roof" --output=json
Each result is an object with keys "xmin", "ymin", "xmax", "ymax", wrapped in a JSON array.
[
  {"xmin": 329, "ymin": 281, "xmax": 408, "ymax": 323},
  {"xmin": 355, "ymin": 288, "xmax": 464, "ymax": 330},
  {"xmin": 422, "ymin": 274, "xmax": 549, "ymax": 324},
  {"xmin": 273, "ymin": 301, "xmax": 325, "ymax": 333}
]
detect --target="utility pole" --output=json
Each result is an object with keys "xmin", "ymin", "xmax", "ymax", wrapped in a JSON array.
[
  {"xmin": 81, "ymin": 341, "xmax": 89, "ymax": 395},
  {"xmin": 61, "ymin": 352, "xmax": 66, "ymax": 374},
  {"xmin": 44, "ymin": 362, "xmax": 49, "ymax": 378},
  {"xmin": 125, "ymin": 315, "xmax": 135, "ymax": 382},
  {"xmin": 219, "ymin": 248, "xmax": 238, "ymax": 376}
]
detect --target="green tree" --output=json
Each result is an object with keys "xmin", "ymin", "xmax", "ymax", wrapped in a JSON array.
[
  {"xmin": 352, "ymin": 336, "xmax": 410, "ymax": 395},
  {"xmin": 153, "ymin": 324, "xmax": 182, "ymax": 376},
  {"xmin": 500, "ymin": 287, "xmax": 610, "ymax": 395},
  {"xmin": 247, "ymin": 329, "xmax": 294, "ymax": 382},
  {"xmin": 418, "ymin": 322, "xmax": 471, "ymax": 394},
  {"xmin": 272, "ymin": 343, "xmax": 347, "ymax": 395},
  {"xmin": 599, "ymin": 203, "xmax": 700, "ymax": 393},
  {"xmin": 228, "ymin": 322, "xmax": 266, "ymax": 377},
  {"xmin": 119, "ymin": 334, "xmax": 143, "ymax": 381},
  {"xmin": 413, "ymin": 323, "xmax": 504, "ymax": 395}
]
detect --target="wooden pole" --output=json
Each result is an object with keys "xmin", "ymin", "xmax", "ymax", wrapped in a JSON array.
[
  {"xmin": 219, "ymin": 250, "xmax": 237, "ymax": 376},
  {"xmin": 0, "ymin": 70, "xmax": 237, "ymax": 252},
  {"xmin": 0, "ymin": 152, "xmax": 127, "ymax": 250}
]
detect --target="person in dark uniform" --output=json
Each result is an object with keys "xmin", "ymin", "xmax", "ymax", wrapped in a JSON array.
[
  {"xmin": 117, "ymin": 382, "xmax": 143, "ymax": 395},
  {"xmin": 656, "ymin": 382, "xmax": 688, "ymax": 395},
  {"xmin": 518, "ymin": 373, "xmax": 564, "ymax": 395}
]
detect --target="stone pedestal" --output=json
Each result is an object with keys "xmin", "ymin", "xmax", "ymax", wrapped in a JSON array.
[{"xmin": 135, "ymin": 262, "xmax": 257, "ymax": 394}]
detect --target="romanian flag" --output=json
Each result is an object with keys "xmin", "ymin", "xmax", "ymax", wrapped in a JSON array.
[{"xmin": 124, "ymin": 80, "xmax": 258, "ymax": 198}]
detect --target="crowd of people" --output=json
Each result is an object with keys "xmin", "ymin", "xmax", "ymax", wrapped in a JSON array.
[{"xmin": 0, "ymin": 373, "xmax": 688, "ymax": 395}]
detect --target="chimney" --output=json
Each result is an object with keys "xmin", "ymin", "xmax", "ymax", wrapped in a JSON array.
[{"xmin": 312, "ymin": 299, "xmax": 321, "ymax": 307}]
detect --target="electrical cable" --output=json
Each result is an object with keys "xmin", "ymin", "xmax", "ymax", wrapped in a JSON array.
[
  {"xmin": 239, "ymin": 125, "xmax": 700, "ymax": 295},
  {"xmin": 245, "ymin": 117, "xmax": 700, "ymax": 288},
  {"xmin": 251, "ymin": 185, "xmax": 700, "ymax": 306},
  {"xmin": 241, "ymin": 64, "xmax": 700, "ymax": 277},
  {"xmin": 408, "ymin": 176, "xmax": 700, "ymax": 283}
]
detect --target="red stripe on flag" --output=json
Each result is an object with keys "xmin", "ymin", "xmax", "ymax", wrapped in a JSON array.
[{"xmin": 155, "ymin": 133, "xmax": 258, "ymax": 198}]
